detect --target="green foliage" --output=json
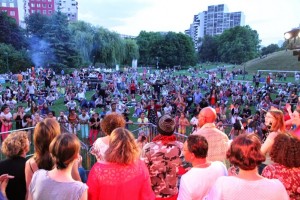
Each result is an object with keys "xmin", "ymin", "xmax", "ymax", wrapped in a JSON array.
[
  {"xmin": 136, "ymin": 31, "xmax": 197, "ymax": 68},
  {"xmin": 0, "ymin": 43, "xmax": 32, "ymax": 73},
  {"xmin": 0, "ymin": 12, "xmax": 27, "ymax": 50},
  {"xmin": 25, "ymin": 12, "xmax": 81, "ymax": 70},
  {"xmin": 218, "ymin": 26, "xmax": 260, "ymax": 64},
  {"xmin": 198, "ymin": 35, "xmax": 219, "ymax": 62},
  {"xmin": 261, "ymin": 44, "xmax": 280, "ymax": 56},
  {"xmin": 123, "ymin": 39, "xmax": 139, "ymax": 65}
]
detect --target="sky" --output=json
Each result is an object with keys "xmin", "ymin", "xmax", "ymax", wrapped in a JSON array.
[{"xmin": 78, "ymin": 0, "xmax": 300, "ymax": 46}]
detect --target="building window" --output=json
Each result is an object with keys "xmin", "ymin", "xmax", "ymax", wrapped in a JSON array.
[
  {"xmin": 48, "ymin": 0, "xmax": 52, "ymax": 2},
  {"xmin": 1, "ymin": 3, "xmax": 6, "ymax": 7},
  {"xmin": 9, "ymin": 3, "xmax": 14, "ymax": 7},
  {"xmin": 37, "ymin": 10, "xmax": 41, "ymax": 13},
  {"xmin": 42, "ymin": 3, "xmax": 46, "ymax": 7},
  {"xmin": 48, "ymin": 4, "xmax": 52, "ymax": 8},
  {"xmin": 10, "ymin": 10, "xmax": 15, "ymax": 16},
  {"xmin": 31, "ymin": 10, "xmax": 35, "ymax": 13},
  {"xmin": 31, "ymin": 3, "xmax": 35, "ymax": 7},
  {"xmin": 37, "ymin": 3, "xmax": 41, "ymax": 7},
  {"xmin": 43, "ymin": 10, "xmax": 46, "ymax": 14},
  {"xmin": 48, "ymin": 10, "xmax": 52, "ymax": 14}
]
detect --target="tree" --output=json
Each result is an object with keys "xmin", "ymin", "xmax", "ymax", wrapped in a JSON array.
[
  {"xmin": 25, "ymin": 13, "xmax": 49, "ymax": 38},
  {"xmin": 136, "ymin": 31, "xmax": 197, "ymax": 68},
  {"xmin": 69, "ymin": 21, "xmax": 95, "ymax": 65},
  {"xmin": 217, "ymin": 26, "xmax": 260, "ymax": 64},
  {"xmin": 0, "ymin": 12, "xmax": 27, "ymax": 50},
  {"xmin": 198, "ymin": 35, "xmax": 219, "ymax": 62},
  {"xmin": 261, "ymin": 44, "xmax": 280, "ymax": 56},
  {"xmin": 0, "ymin": 43, "xmax": 32, "ymax": 73},
  {"xmin": 123, "ymin": 39, "xmax": 139, "ymax": 65}
]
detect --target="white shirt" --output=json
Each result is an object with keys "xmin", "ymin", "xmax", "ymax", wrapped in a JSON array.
[
  {"xmin": 178, "ymin": 161, "xmax": 227, "ymax": 200},
  {"xmin": 27, "ymin": 85, "xmax": 36, "ymax": 95},
  {"xmin": 207, "ymin": 176, "xmax": 289, "ymax": 200}
]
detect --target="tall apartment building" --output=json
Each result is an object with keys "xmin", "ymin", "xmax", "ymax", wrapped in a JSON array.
[
  {"xmin": 23, "ymin": 0, "xmax": 78, "ymax": 21},
  {"xmin": 24, "ymin": 0, "xmax": 55, "ymax": 16},
  {"xmin": 185, "ymin": 4, "xmax": 245, "ymax": 49},
  {"xmin": 0, "ymin": 0, "xmax": 19, "ymax": 24},
  {"xmin": 55, "ymin": 0, "xmax": 78, "ymax": 21}
]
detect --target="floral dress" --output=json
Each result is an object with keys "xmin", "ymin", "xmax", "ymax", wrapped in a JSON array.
[{"xmin": 262, "ymin": 163, "xmax": 300, "ymax": 200}]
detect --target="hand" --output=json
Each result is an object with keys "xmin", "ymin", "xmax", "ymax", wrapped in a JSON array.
[{"xmin": 0, "ymin": 174, "xmax": 14, "ymax": 197}]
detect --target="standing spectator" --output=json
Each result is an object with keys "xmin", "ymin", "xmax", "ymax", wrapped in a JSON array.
[
  {"xmin": 79, "ymin": 109, "xmax": 90, "ymax": 143},
  {"xmin": 208, "ymin": 134, "xmax": 289, "ymax": 200},
  {"xmin": 0, "ymin": 105, "xmax": 12, "ymax": 141},
  {"xmin": 28, "ymin": 134, "xmax": 88, "ymax": 200},
  {"xmin": 17, "ymin": 71, "xmax": 23, "ymax": 86},
  {"xmin": 32, "ymin": 113, "xmax": 43, "ymax": 126},
  {"xmin": 68, "ymin": 108, "xmax": 79, "ymax": 134},
  {"xmin": 178, "ymin": 112, "xmax": 190, "ymax": 135},
  {"xmin": 26, "ymin": 81, "xmax": 36, "ymax": 100},
  {"xmin": 0, "ymin": 131, "xmax": 29, "ymax": 200},
  {"xmin": 137, "ymin": 112, "xmax": 149, "ymax": 136},
  {"xmin": 88, "ymin": 113, "xmax": 101, "ymax": 146},
  {"xmin": 13, "ymin": 105, "xmax": 25, "ymax": 130},
  {"xmin": 193, "ymin": 107, "xmax": 229, "ymax": 164},
  {"xmin": 262, "ymin": 134, "xmax": 300, "ymax": 200},
  {"xmin": 178, "ymin": 135, "xmax": 227, "ymax": 200},
  {"xmin": 106, "ymin": 102, "xmax": 122, "ymax": 115},
  {"xmin": 142, "ymin": 115, "xmax": 183, "ymax": 199},
  {"xmin": 144, "ymin": 99, "xmax": 161, "ymax": 125},
  {"xmin": 90, "ymin": 113, "xmax": 125, "ymax": 161},
  {"xmin": 87, "ymin": 128, "xmax": 155, "ymax": 200}
]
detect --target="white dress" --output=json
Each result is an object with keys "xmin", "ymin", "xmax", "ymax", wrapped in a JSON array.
[{"xmin": 90, "ymin": 138, "xmax": 109, "ymax": 161}]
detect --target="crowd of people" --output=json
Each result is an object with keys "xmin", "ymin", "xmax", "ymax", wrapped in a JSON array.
[{"xmin": 0, "ymin": 66, "xmax": 299, "ymax": 199}]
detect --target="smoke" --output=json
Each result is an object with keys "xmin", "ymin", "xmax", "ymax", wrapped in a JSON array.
[{"xmin": 28, "ymin": 36, "xmax": 55, "ymax": 68}]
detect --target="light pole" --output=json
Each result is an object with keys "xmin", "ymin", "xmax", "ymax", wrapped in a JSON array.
[
  {"xmin": 156, "ymin": 57, "xmax": 159, "ymax": 69},
  {"xmin": 4, "ymin": 52, "xmax": 8, "ymax": 73}
]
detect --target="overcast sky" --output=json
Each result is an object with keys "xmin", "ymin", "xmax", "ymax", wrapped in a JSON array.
[{"xmin": 78, "ymin": 0, "xmax": 300, "ymax": 46}]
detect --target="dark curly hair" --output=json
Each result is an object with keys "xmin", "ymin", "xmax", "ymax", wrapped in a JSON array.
[
  {"xmin": 227, "ymin": 134, "xmax": 266, "ymax": 170},
  {"xmin": 270, "ymin": 133, "xmax": 300, "ymax": 168},
  {"xmin": 100, "ymin": 113, "xmax": 126, "ymax": 136}
]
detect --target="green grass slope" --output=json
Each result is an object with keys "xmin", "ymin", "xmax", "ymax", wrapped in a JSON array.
[{"xmin": 239, "ymin": 50, "xmax": 300, "ymax": 73}]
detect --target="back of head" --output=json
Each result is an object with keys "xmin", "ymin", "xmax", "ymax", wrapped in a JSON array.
[
  {"xmin": 105, "ymin": 128, "xmax": 139, "ymax": 165},
  {"xmin": 1, "ymin": 131, "xmax": 28, "ymax": 158},
  {"xmin": 270, "ymin": 133, "xmax": 300, "ymax": 168},
  {"xmin": 198, "ymin": 107, "xmax": 217, "ymax": 126},
  {"xmin": 50, "ymin": 133, "xmax": 80, "ymax": 169},
  {"xmin": 227, "ymin": 134, "xmax": 265, "ymax": 170},
  {"xmin": 33, "ymin": 118, "xmax": 60, "ymax": 169},
  {"xmin": 187, "ymin": 135, "xmax": 208, "ymax": 159},
  {"xmin": 157, "ymin": 115, "xmax": 176, "ymax": 136},
  {"xmin": 101, "ymin": 113, "xmax": 126, "ymax": 136}
]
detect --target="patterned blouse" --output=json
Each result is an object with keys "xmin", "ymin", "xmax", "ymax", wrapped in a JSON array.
[{"xmin": 262, "ymin": 163, "xmax": 300, "ymax": 200}]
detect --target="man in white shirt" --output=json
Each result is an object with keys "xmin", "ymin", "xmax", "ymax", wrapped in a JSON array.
[
  {"xmin": 26, "ymin": 81, "xmax": 36, "ymax": 100},
  {"xmin": 178, "ymin": 135, "xmax": 227, "ymax": 200},
  {"xmin": 66, "ymin": 99, "xmax": 77, "ymax": 110}
]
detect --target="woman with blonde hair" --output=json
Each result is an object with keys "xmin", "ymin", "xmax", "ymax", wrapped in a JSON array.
[
  {"xmin": 90, "ymin": 113, "xmax": 126, "ymax": 161},
  {"xmin": 29, "ymin": 133, "xmax": 87, "ymax": 200},
  {"xmin": 0, "ymin": 131, "xmax": 30, "ymax": 200},
  {"xmin": 87, "ymin": 128, "xmax": 155, "ymax": 200}
]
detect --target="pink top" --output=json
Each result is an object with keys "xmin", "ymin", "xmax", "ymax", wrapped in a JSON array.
[{"xmin": 87, "ymin": 159, "xmax": 155, "ymax": 200}]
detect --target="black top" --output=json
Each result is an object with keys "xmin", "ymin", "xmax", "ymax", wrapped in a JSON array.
[{"xmin": 0, "ymin": 156, "xmax": 26, "ymax": 200}]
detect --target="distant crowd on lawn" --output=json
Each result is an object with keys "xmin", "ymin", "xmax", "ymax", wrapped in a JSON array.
[{"xmin": 0, "ymin": 65, "xmax": 300, "ymax": 200}]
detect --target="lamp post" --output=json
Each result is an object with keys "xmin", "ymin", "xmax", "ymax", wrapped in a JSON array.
[
  {"xmin": 284, "ymin": 28, "xmax": 300, "ymax": 61},
  {"xmin": 4, "ymin": 52, "xmax": 8, "ymax": 73},
  {"xmin": 156, "ymin": 57, "xmax": 159, "ymax": 69}
]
